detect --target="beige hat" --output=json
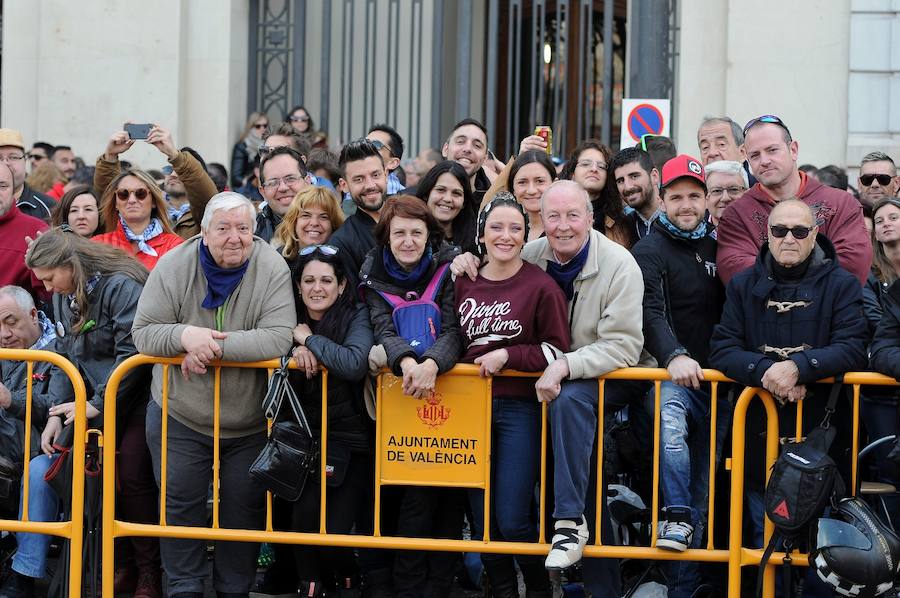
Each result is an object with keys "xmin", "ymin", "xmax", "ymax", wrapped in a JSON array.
[{"xmin": 0, "ymin": 129, "xmax": 24, "ymax": 150}]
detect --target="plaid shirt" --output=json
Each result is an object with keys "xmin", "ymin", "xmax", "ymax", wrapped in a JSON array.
[{"xmin": 33, "ymin": 311, "xmax": 56, "ymax": 350}]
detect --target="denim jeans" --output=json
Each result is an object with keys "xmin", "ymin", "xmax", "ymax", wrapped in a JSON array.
[
  {"xmin": 648, "ymin": 382, "xmax": 730, "ymax": 598},
  {"xmin": 12, "ymin": 454, "xmax": 60, "ymax": 578},
  {"xmin": 468, "ymin": 397, "xmax": 546, "ymax": 588}
]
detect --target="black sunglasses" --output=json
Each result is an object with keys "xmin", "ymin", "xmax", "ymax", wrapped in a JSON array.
[
  {"xmin": 769, "ymin": 225, "xmax": 813, "ymax": 239},
  {"xmin": 743, "ymin": 114, "xmax": 792, "ymax": 138},
  {"xmin": 860, "ymin": 174, "xmax": 893, "ymax": 187},
  {"xmin": 368, "ymin": 139, "xmax": 394, "ymax": 157}
]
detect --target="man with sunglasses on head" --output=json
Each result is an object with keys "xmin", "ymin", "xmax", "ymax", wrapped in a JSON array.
[
  {"xmin": 716, "ymin": 115, "xmax": 871, "ymax": 286},
  {"xmin": 255, "ymin": 146, "xmax": 310, "ymax": 243},
  {"xmin": 710, "ymin": 200, "xmax": 867, "ymax": 581},
  {"xmin": 857, "ymin": 151, "xmax": 899, "ymax": 209},
  {"xmin": 366, "ymin": 124, "xmax": 405, "ymax": 196},
  {"xmin": 0, "ymin": 129, "xmax": 57, "ymax": 223}
]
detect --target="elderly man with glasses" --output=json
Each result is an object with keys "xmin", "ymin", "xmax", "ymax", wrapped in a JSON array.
[
  {"xmin": 709, "ymin": 199, "xmax": 867, "ymax": 579},
  {"xmin": 715, "ymin": 115, "xmax": 871, "ymax": 286}
]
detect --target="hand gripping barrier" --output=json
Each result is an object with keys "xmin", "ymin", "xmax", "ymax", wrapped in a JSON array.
[
  {"xmin": 99, "ymin": 356, "xmax": 895, "ymax": 598},
  {"xmin": 0, "ymin": 348, "xmax": 89, "ymax": 598}
]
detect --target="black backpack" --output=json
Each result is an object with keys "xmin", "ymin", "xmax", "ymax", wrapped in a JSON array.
[{"xmin": 756, "ymin": 378, "xmax": 846, "ymax": 597}]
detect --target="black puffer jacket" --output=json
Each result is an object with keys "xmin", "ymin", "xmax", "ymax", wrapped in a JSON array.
[
  {"xmin": 631, "ymin": 219, "xmax": 724, "ymax": 367},
  {"xmin": 49, "ymin": 274, "xmax": 151, "ymax": 429},
  {"xmin": 871, "ymin": 280, "xmax": 900, "ymax": 380},
  {"xmin": 329, "ymin": 209, "xmax": 377, "ymax": 289},
  {"xmin": 359, "ymin": 243, "xmax": 462, "ymax": 375},
  {"xmin": 290, "ymin": 304, "xmax": 374, "ymax": 452}
]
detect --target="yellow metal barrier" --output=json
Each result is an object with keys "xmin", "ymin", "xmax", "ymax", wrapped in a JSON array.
[
  {"xmin": 99, "ymin": 355, "xmax": 897, "ymax": 598},
  {"xmin": 727, "ymin": 372, "xmax": 899, "ymax": 598},
  {"xmin": 0, "ymin": 348, "xmax": 88, "ymax": 598}
]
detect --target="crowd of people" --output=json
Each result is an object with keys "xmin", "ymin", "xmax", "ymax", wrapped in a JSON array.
[{"xmin": 0, "ymin": 107, "xmax": 895, "ymax": 598}]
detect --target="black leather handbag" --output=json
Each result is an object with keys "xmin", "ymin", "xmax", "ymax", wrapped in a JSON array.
[{"xmin": 249, "ymin": 356, "xmax": 319, "ymax": 502}]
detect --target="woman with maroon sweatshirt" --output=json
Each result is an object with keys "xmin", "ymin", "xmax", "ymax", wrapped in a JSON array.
[{"xmin": 455, "ymin": 192, "xmax": 570, "ymax": 598}]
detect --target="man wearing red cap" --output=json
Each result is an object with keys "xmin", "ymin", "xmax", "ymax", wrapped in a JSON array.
[
  {"xmin": 630, "ymin": 155, "xmax": 726, "ymax": 594},
  {"xmin": 715, "ymin": 116, "xmax": 870, "ymax": 285}
]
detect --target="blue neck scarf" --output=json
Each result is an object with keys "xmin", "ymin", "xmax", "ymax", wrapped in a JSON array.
[
  {"xmin": 119, "ymin": 214, "xmax": 164, "ymax": 257},
  {"xmin": 657, "ymin": 213, "xmax": 708, "ymax": 240},
  {"xmin": 382, "ymin": 245, "xmax": 433, "ymax": 286},
  {"xmin": 546, "ymin": 238, "xmax": 591, "ymax": 300},
  {"xmin": 199, "ymin": 242, "xmax": 250, "ymax": 309}
]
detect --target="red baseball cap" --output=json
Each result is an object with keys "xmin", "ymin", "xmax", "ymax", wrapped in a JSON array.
[{"xmin": 661, "ymin": 154, "xmax": 706, "ymax": 190}]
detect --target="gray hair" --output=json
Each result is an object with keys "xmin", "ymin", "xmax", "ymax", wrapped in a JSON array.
[
  {"xmin": 541, "ymin": 180, "xmax": 594, "ymax": 215},
  {"xmin": 861, "ymin": 151, "xmax": 896, "ymax": 175},
  {"xmin": 704, "ymin": 160, "xmax": 749, "ymax": 188},
  {"xmin": 0, "ymin": 285, "xmax": 36, "ymax": 314},
  {"xmin": 201, "ymin": 192, "xmax": 258, "ymax": 233},
  {"xmin": 698, "ymin": 116, "xmax": 744, "ymax": 146}
]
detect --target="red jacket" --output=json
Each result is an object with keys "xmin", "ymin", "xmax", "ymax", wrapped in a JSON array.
[
  {"xmin": 0, "ymin": 205, "xmax": 49, "ymax": 302},
  {"xmin": 716, "ymin": 172, "xmax": 871, "ymax": 286},
  {"xmin": 93, "ymin": 222, "xmax": 183, "ymax": 270}
]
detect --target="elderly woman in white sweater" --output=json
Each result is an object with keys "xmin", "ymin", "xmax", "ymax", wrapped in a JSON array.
[{"xmin": 132, "ymin": 192, "xmax": 296, "ymax": 598}]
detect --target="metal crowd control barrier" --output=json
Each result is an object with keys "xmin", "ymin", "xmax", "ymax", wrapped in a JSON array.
[
  {"xmin": 99, "ymin": 356, "xmax": 894, "ymax": 598},
  {"xmin": 0, "ymin": 348, "xmax": 88, "ymax": 598},
  {"xmin": 728, "ymin": 372, "xmax": 900, "ymax": 598}
]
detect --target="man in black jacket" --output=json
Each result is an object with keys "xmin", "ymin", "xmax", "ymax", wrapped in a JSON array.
[
  {"xmin": 631, "ymin": 155, "xmax": 725, "ymax": 595},
  {"xmin": 330, "ymin": 140, "xmax": 388, "ymax": 288},
  {"xmin": 256, "ymin": 146, "xmax": 310, "ymax": 242},
  {"xmin": 0, "ymin": 129, "xmax": 56, "ymax": 222}
]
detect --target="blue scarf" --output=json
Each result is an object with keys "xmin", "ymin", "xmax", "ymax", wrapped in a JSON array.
[
  {"xmin": 33, "ymin": 311, "xmax": 56, "ymax": 350},
  {"xmin": 119, "ymin": 214, "xmax": 164, "ymax": 257},
  {"xmin": 382, "ymin": 245, "xmax": 433, "ymax": 286},
  {"xmin": 657, "ymin": 213, "xmax": 709, "ymax": 240},
  {"xmin": 199, "ymin": 242, "xmax": 249, "ymax": 309},
  {"xmin": 167, "ymin": 203, "xmax": 191, "ymax": 222},
  {"xmin": 546, "ymin": 239, "xmax": 591, "ymax": 300}
]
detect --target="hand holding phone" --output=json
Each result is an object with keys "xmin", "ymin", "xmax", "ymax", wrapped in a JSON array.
[{"xmin": 124, "ymin": 123, "xmax": 153, "ymax": 140}]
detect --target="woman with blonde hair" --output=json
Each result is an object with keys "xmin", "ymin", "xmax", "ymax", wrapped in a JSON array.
[
  {"xmin": 25, "ymin": 162, "xmax": 65, "ymax": 195},
  {"xmin": 231, "ymin": 111, "xmax": 269, "ymax": 188},
  {"xmin": 93, "ymin": 169, "xmax": 183, "ymax": 269},
  {"xmin": 272, "ymin": 186, "xmax": 344, "ymax": 262}
]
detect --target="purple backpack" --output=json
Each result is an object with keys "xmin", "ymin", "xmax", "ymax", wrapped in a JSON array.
[{"xmin": 377, "ymin": 263, "xmax": 450, "ymax": 358}]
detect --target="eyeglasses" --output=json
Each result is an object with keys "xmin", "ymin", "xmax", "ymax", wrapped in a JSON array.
[
  {"xmin": 707, "ymin": 186, "xmax": 746, "ymax": 198},
  {"xmin": 576, "ymin": 159, "xmax": 608, "ymax": 171},
  {"xmin": 743, "ymin": 114, "xmax": 792, "ymax": 138},
  {"xmin": 290, "ymin": 115, "xmax": 310, "ymax": 123},
  {"xmin": 769, "ymin": 224, "xmax": 813, "ymax": 239},
  {"xmin": 368, "ymin": 139, "xmax": 395, "ymax": 157},
  {"xmin": 299, "ymin": 244, "xmax": 339, "ymax": 256},
  {"xmin": 253, "ymin": 123, "xmax": 269, "ymax": 130},
  {"xmin": 0, "ymin": 154, "xmax": 25, "ymax": 163},
  {"xmin": 261, "ymin": 174, "xmax": 304, "ymax": 189},
  {"xmin": 860, "ymin": 174, "xmax": 893, "ymax": 187},
  {"xmin": 116, "ymin": 188, "xmax": 150, "ymax": 201}
]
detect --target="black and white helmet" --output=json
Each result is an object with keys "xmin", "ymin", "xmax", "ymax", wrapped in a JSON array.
[{"xmin": 810, "ymin": 497, "xmax": 900, "ymax": 597}]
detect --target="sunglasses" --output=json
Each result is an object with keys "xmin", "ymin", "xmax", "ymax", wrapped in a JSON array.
[
  {"xmin": 743, "ymin": 114, "xmax": 792, "ymax": 138},
  {"xmin": 290, "ymin": 115, "xmax": 310, "ymax": 123},
  {"xmin": 28, "ymin": 153, "xmax": 46, "ymax": 161},
  {"xmin": 860, "ymin": 174, "xmax": 893, "ymax": 187},
  {"xmin": 769, "ymin": 224, "xmax": 813, "ymax": 239},
  {"xmin": 299, "ymin": 244, "xmax": 339, "ymax": 257},
  {"xmin": 368, "ymin": 139, "xmax": 394, "ymax": 157},
  {"xmin": 253, "ymin": 123, "xmax": 269, "ymax": 130},
  {"xmin": 116, "ymin": 188, "xmax": 150, "ymax": 201},
  {"xmin": 639, "ymin": 133, "xmax": 657, "ymax": 152}
]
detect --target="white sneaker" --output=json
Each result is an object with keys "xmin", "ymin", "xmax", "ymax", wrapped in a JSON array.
[{"xmin": 545, "ymin": 516, "xmax": 589, "ymax": 570}]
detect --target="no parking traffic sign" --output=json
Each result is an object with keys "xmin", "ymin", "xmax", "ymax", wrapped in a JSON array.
[{"xmin": 620, "ymin": 98, "xmax": 671, "ymax": 149}]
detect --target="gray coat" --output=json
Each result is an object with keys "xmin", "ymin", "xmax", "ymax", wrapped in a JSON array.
[
  {"xmin": 49, "ymin": 274, "xmax": 150, "ymax": 427},
  {"xmin": 0, "ymin": 357, "xmax": 52, "ymax": 462}
]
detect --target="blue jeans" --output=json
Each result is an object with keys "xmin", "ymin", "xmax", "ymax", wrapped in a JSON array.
[
  {"xmin": 12, "ymin": 454, "xmax": 61, "ymax": 578},
  {"xmin": 469, "ymin": 397, "xmax": 540, "ymax": 547},
  {"xmin": 649, "ymin": 382, "xmax": 730, "ymax": 598}
]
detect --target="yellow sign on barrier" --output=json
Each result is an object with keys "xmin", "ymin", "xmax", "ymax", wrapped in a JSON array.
[{"xmin": 378, "ymin": 371, "xmax": 490, "ymax": 487}]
